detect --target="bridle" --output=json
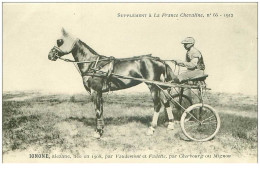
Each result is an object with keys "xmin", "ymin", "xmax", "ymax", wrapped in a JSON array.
[
  {"xmin": 52, "ymin": 40, "xmax": 110, "ymax": 64},
  {"xmin": 51, "ymin": 38, "xmax": 115, "ymax": 78},
  {"xmin": 52, "ymin": 38, "xmax": 79, "ymax": 62}
]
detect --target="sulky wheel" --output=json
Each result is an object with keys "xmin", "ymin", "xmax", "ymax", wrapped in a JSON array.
[
  {"xmin": 180, "ymin": 103, "xmax": 221, "ymax": 142},
  {"xmin": 169, "ymin": 94, "xmax": 192, "ymax": 121}
]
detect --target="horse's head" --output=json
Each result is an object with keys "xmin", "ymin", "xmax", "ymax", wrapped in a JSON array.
[{"xmin": 48, "ymin": 28, "xmax": 78, "ymax": 61}]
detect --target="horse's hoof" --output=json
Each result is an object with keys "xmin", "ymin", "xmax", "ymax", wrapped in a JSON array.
[
  {"xmin": 167, "ymin": 122, "xmax": 175, "ymax": 130},
  {"xmin": 146, "ymin": 127, "xmax": 155, "ymax": 136},
  {"xmin": 93, "ymin": 131, "xmax": 101, "ymax": 139}
]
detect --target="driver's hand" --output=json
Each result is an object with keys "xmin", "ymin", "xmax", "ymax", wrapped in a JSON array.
[{"xmin": 177, "ymin": 61, "xmax": 185, "ymax": 67}]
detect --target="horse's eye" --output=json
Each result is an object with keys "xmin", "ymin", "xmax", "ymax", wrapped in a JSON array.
[{"xmin": 57, "ymin": 39, "xmax": 64, "ymax": 47}]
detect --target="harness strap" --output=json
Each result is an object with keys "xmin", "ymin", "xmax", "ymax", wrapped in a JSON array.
[
  {"xmin": 93, "ymin": 56, "xmax": 100, "ymax": 69},
  {"xmin": 163, "ymin": 60, "xmax": 168, "ymax": 81},
  {"xmin": 107, "ymin": 57, "xmax": 115, "ymax": 77},
  {"xmin": 106, "ymin": 57, "xmax": 115, "ymax": 91}
]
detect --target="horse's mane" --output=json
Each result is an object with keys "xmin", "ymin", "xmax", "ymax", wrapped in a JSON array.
[{"xmin": 79, "ymin": 40, "xmax": 99, "ymax": 55}]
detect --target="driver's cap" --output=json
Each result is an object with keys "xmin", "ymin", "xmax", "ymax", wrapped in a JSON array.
[{"xmin": 181, "ymin": 37, "xmax": 195, "ymax": 44}]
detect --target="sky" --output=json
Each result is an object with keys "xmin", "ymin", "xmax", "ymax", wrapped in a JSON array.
[{"xmin": 3, "ymin": 3, "xmax": 257, "ymax": 95}]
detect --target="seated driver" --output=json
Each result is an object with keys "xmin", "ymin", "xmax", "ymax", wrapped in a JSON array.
[{"xmin": 174, "ymin": 37, "xmax": 205, "ymax": 83}]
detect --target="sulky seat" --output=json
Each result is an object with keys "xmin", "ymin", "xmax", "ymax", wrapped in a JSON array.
[{"xmin": 189, "ymin": 74, "xmax": 208, "ymax": 82}]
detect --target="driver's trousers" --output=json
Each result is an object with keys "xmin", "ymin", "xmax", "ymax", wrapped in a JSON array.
[{"xmin": 177, "ymin": 69, "xmax": 204, "ymax": 83}]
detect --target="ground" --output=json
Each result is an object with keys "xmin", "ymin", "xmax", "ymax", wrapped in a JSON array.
[{"xmin": 2, "ymin": 91, "xmax": 257, "ymax": 163}]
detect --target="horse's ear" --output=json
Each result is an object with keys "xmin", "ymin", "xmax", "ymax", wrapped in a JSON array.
[{"xmin": 61, "ymin": 28, "xmax": 68, "ymax": 37}]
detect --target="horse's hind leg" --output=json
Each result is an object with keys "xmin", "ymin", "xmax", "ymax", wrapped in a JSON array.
[
  {"xmin": 147, "ymin": 84, "xmax": 161, "ymax": 135},
  {"xmin": 159, "ymin": 91, "xmax": 176, "ymax": 130},
  {"xmin": 91, "ymin": 89, "xmax": 104, "ymax": 139}
]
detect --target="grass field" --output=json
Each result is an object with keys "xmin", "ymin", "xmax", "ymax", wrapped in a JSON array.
[{"xmin": 2, "ymin": 91, "xmax": 258, "ymax": 162}]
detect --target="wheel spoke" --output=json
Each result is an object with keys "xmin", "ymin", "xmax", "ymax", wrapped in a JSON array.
[
  {"xmin": 184, "ymin": 121, "xmax": 199, "ymax": 128},
  {"xmin": 181, "ymin": 104, "xmax": 220, "ymax": 141},
  {"xmin": 202, "ymin": 120, "xmax": 217, "ymax": 125},
  {"xmin": 202, "ymin": 115, "xmax": 215, "ymax": 123},
  {"xmin": 200, "ymin": 107, "xmax": 212, "ymax": 120}
]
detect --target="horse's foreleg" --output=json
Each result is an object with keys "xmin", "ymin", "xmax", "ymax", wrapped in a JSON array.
[
  {"xmin": 147, "ymin": 85, "xmax": 161, "ymax": 135},
  {"xmin": 91, "ymin": 90, "xmax": 104, "ymax": 139}
]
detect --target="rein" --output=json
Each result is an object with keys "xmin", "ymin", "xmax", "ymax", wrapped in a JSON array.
[
  {"xmin": 57, "ymin": 56, "xmax": 106, "ymax": 64},
  {"xmin": 55, "ymin": 47, "xmax": 185, "ymax": 81},
  {"xmin": 57, "ymin": 54, "xmax": 154, "ymax": 64},
  {"xmin": 56, "ymin": 53, "xmax": 185, "ymax": 78}
]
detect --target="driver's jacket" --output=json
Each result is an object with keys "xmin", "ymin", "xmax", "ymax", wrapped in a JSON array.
[{"xmin": 185, "ymin": 47, "xmax": 205, "ymax": 71}]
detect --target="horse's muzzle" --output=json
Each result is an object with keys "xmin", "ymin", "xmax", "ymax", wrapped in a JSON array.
[
  {"xmin": 48, "ymin": 47, "xmax": 60, "ymax": 61},
  {"xmin": 48, "ymin": 54, "xmax": 57, "ymax": 61},
  {"xmin": 48, "ymin": 55, "xmax": 58, "ymax": 61}
]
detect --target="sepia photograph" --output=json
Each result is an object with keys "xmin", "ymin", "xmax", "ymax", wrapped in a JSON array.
[{"xmin": 2, "ymin": 2, "xmax": 257, "ymax": 163}]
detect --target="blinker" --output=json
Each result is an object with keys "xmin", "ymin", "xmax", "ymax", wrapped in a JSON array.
[{"xmin": 57, "ymin": 39, "xmax": 64, "ymax": 47}]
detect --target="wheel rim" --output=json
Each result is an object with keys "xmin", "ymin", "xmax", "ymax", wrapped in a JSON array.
[{"xmin": 181, "ymin": 104, "xmax": 220, "ymax": 141}]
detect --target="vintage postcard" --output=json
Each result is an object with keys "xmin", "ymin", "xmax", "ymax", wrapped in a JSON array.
[{"xmin": 2, "ymin": 2, "xmax": 257, "ymax": 163}]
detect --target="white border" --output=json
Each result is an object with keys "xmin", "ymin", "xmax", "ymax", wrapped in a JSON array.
[{"xmin": 0, "ymin": 1, "xmax": 259, "ymax": 181}]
